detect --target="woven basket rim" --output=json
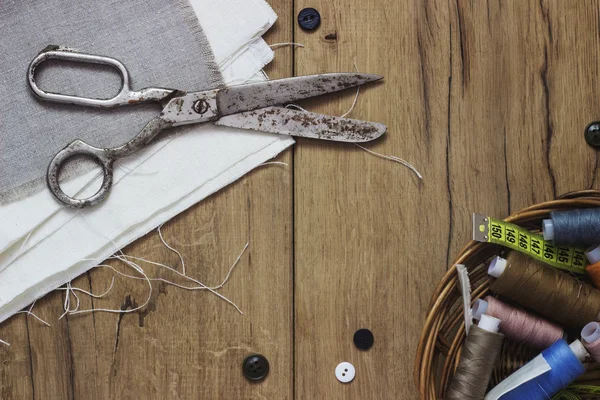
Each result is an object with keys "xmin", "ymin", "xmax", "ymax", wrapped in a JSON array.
[{"xmin": 414, "ymin": 189, "xmax": 600, "ymax": 400}]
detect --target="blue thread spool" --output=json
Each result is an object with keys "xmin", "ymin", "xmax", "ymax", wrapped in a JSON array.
[
  {"xmin": 543, "ymin": 208, "xmax": 600, "ymax": 246},
  {"xmin": 498, "ymin": 339, "xmax": 586, "ymax": 400}
]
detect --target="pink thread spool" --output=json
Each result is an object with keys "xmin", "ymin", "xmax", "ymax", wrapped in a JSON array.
[
  {"xmin": 582, "ymin": 321, "xmax": 600, "ymax": 362},
  {"xmin": 472, "ymin": 296, "xmax": 564, "ymax": 349}
]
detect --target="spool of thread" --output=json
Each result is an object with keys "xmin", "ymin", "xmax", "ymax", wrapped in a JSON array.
[
  {"xmin": 495, "ymin": 339, "xmax": 586, "ymax": 400},
  {"xmin": 581, "ymin": 321, "xmax": 600, "ymax": 362},
  {"xmin": 585, "ymin": 244, "xmax": 600, "ymax": 288},
  {"xmin": 446, "ymin": 315, "xmax": 504, "ymax": 400},
  {"xmin": 488, "ymin": 252, "xmax": 600, "ymax": 329},
  {"xmin": 543, "ymin": 208, "xmax": 600, "ymax": 246},
  {"xmin": 472, "ymin": 296, "xmax": 563, "ymax": 349}
]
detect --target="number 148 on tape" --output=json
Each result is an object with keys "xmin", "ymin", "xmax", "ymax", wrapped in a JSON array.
[{"xmin": 472, "ymin": 213, "xmax": 587, "ymax": 274}]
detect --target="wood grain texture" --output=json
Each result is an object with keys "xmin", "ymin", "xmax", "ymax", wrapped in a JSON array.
[
  {"xmin": 0, "ymin": 0, "xmax": 293, "ymax": 398},
  {"xmin": 293, "ymin": 1, "xmax": 450, "ymax": 398},
  {"xmin": 3, "ymin": 1, "xmax": 600, "ymax": 399},
  {"xmin": 293, "ymin": 0, "xmax": 600, "ymax": 398}
]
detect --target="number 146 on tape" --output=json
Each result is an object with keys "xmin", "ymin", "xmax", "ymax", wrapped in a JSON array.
[{"xmin": 472, "ymin": 213, "xmax": 587, "ymax": 274}]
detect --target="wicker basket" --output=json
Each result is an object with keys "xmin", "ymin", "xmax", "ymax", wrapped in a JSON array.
[{"xmin": 414, "ymin": 189, "xmax": 600, "ymax": 400}]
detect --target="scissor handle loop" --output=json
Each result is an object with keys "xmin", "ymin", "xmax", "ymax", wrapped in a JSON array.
[
  {"xmin": 47, "ymin": 140, "xmax": 115, "ymax": 208},
  {"xmin": 28, "ymin": 46, "xmax": 143, "ymax": 108}
]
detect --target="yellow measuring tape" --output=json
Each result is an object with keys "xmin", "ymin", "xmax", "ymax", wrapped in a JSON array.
[{"xmin": 472, "ymin": 214, "xmax": 587, "ymax": 274}]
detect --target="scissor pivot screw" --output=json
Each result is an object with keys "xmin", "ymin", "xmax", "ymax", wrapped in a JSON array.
[{"xmin": 193, "ymin": 99, "xmax": 210, "ymax": 115}]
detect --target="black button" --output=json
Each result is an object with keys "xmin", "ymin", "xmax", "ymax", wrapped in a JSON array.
[
  {"xmin": 354, "ymin": 328, "xmax": 374, "ymax": 350},
  {"xmin": 242, "ymin": 354, "xmax": 270, "ymax": 381},
  {"xmin": 585, "ymin": 121, "xmax": 600, "ymax": 148},
  {"xmin": 298, "ymin": 8, "xmax": 321, "ymax": 30}
]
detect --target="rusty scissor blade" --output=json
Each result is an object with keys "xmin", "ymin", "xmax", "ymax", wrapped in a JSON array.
[
  {"xmin": 214, "ymin": 106, "xmax": 386, "ymax": 143},
  {"xmin": 216, "ymin": 73, "xmax": 383, "ymax": 117}
]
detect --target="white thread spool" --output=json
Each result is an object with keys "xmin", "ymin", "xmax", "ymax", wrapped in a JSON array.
[
  {"xmin": 488, "ymin": 256, "xmax": 507, "ymax": 278},
  {"xmin": 586, "ymin": 244, "xmax": 600, "ymax": 264},
  {"xmin": 542, "ymin": 219, "xmax": 555, "ymax": 241},
  {"xmin": 582, "ymin": 321, "xmax": 600, "ymax": 344},
  {"xmin": 478, "ymin": 314, "xmax": 501, "ymax": 333},
  {"xmin": 569, "ymin": 340, "xmax": 588, "ymax": 362}
]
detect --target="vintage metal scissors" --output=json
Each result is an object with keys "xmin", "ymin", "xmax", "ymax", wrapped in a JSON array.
[{"xmin": 28, "ymin": 46, "xmax": 386, "ymax": 208}]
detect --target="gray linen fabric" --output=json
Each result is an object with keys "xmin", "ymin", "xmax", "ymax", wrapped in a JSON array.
[{"xmin": 0, "ymin": 0, "xmax": 223, "ymax": 201}]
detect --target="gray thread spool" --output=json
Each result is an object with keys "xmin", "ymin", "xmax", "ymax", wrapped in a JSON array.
[{"xmin": 543, "ymin": 208, "xmax": 600, "ymax": 246}]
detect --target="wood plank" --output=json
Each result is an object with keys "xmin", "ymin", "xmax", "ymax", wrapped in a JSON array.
[
  {"xmin": 294, "ymin": 1, "xmax": 451, "ymax": 398},
  {"xmin": 4, "ymin": 1, "xmax": 600, "ymax": 399},
  {"xmin": 294, "ymin": 0, "xmax": 600, "ymax": 398},
  {"xmin": 0, "ymin": 1, "xmax": 293, "ymax": 398}
]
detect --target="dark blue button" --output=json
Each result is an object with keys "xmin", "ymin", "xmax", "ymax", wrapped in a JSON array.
[
  {"xmin": 242, "ymin": 354, "xmax": 269, "ymax": 381},
  {"xmin": 298, "ymin": 8, "xmax": 321, "ymax": 30},
  {"xmin": 354, "ymin": 328, "xmax": 374, "ymax": 350}
]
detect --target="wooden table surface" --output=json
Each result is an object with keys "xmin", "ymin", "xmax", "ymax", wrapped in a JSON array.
[{"xmin": 2, "ymin": 0, "xmax": 600, "ymax": 399}]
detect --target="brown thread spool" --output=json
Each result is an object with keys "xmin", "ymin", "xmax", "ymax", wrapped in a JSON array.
[
  {"xmin": 488, "ymin": 252, "xmax": 600, "ymax": 329},
  {"xmin": 446, "ymin": 315, "xmax": 504, "ymax": 400}
]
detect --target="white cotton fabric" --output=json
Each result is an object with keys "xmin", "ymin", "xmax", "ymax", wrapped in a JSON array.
[{"xmin": 0, "ymin": 0, "xmax": 293, "ymax": 324}]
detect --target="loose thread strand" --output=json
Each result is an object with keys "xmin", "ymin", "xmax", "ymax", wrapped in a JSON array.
[
  {"xmin": 158, "ymin": 223, "xmax": 186, "ymax": 275},
  {"xmin": 341, "ymin": 62, "xmax": 360, "ymax": 118},
  {"xmin": 115, "ymin": 250, "xmax": 245, "ymax": 313},
  {"xmin": 269, "ymin": 42, "xmax": 305, "ymax": 49},
  {"xmin": 77, "ymin": 212, "xmax": 245, "ymax": 315},
  {"xmin": 59, "ymin": 282, "xmax": 81, "ymax": 319},
  {"xmin": 0, "ymin": 338, "xmax": 10, "ymax": 346},
  {"xmin": 354, "ymin": 144, "xmax": 423, "ymax": 179},
  {"xmin": 56, "ymin": 276, "xmax": 116, "ymax": 299},
  {"xmin": 15, "ymin": 311, "xmax": 51, "ymax": 327},
  {"xmin": 59, "ymin": 282, "xmax": 72, "ymax": 320},
  {"xmin": 94, "ymin": 263, "xmax": 212, "ymax": 293},
  {"xmin": 67, "ymin": 257, "xmax": 153, "ymax": 317},
  {"xmin": 259, "ymin": 161, "xmax": 289, "ymax": 167},
  {"xmin": 212, "ymin": 242, "xmax": 249, "ymax": 290},
  {"xmin": 79, "ymin": 240, "xmax": 248, "ymax": 315},
  {"xmin": 16, "ymin": 300, "xmax": 51, "ymax": 327},
  {"xmin": 281, "ymin": 76, "xmax": 423, "ymax": 179}
]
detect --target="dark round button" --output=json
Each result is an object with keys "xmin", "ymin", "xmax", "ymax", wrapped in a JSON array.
[
  {"xmin": 353, "ymin": 328, "xmax": 374, "ymax": 350},
  {"xmin": 298, "ymin": 8, "xmax": 321, "ymax": 30},
  {"xmin": 585, "ymin": 121, "xmax": 600, "ymax": 148},
  {"xmin": 242, "ymin": 354, "xmax": 269, "ymax": 381}
]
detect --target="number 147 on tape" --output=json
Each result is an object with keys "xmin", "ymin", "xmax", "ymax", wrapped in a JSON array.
[{"xmin": 472, "ymin": 213, "xmax": 587, "ymax": 274}]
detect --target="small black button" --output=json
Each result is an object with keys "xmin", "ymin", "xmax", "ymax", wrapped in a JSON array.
[
  {"xmin": 242, "ymin": 354, "xmax": 270, "ymax": 381},
  {"xmin": 298, "ymin": 8, "xmax": 321, "ymax": 30},
  {"xmin": 585, "ymin": 121, "xmax": 600, "ymax": 148},
  {"xmin": 354, "ymin": 328, "xmax": 374, "ymax": 350}
]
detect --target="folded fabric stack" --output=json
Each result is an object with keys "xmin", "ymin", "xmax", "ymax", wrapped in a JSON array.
[{"xmin": 0, "ymin": 0, "xmax": 293, "ymax": 325}]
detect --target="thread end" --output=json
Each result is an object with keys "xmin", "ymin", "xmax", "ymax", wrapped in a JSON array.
[
  {"xmin": 488, "ymin": 256, "xmax": 507, "ymax": 278},
  {"xmin": 542, "ymin": 219, "xmax": 554, "ymax": 241},
  {"xmin": 582, "ymin": 321, "xmax": 600, "ymax": 344},
  {"xmin": 569, "ymin": 340, "xmax": 588, "ymax": 362},
  {"xmin": 478, "ymin": 314, "xmax": 500, "ymax": 333},
  {"xmin": 586, "ymin": 244, "xmax": 600, "ymax": 265}
]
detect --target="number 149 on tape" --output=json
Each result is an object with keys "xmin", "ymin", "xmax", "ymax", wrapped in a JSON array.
[{"xmin": 472, "ymin": 213, "xmax": 587, "ymax": 274}]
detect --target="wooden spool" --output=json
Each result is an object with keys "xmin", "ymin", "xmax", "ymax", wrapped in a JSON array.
[{"xmin": 414, "ymin": 189, "xmax": 600, "ymax": 399}]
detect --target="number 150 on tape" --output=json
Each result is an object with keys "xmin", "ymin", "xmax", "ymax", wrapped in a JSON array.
[{"xmin": 472, "ymin": 213, "xmax": 587, "ymax": 274}]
